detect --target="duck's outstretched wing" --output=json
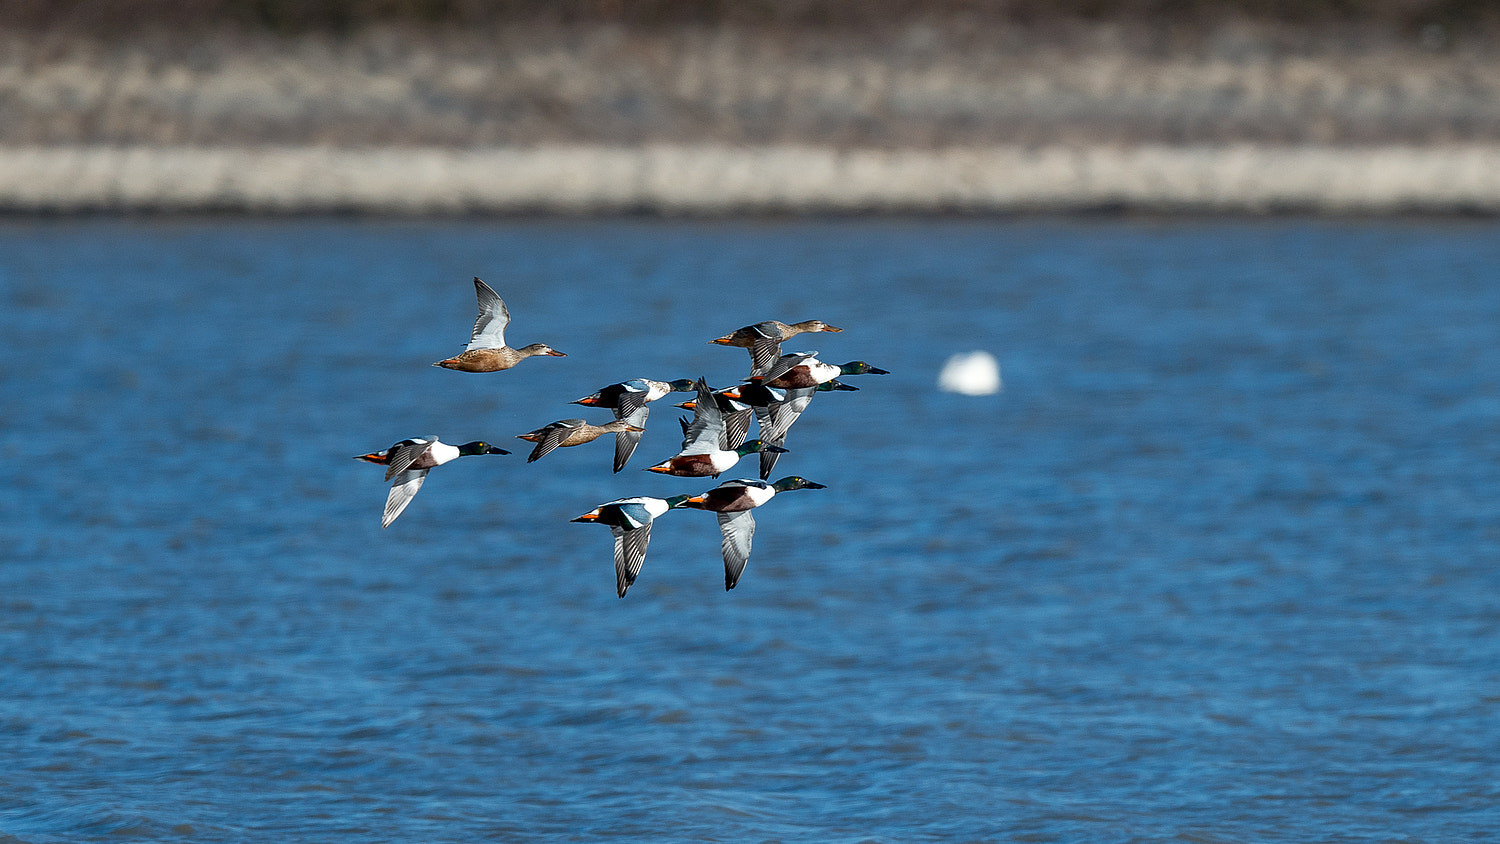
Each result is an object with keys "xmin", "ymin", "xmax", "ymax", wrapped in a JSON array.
[
  {"xmin": 527, "ymin": 419, "xmax": 584, "ymax": 463},
  {"xmin": 383, "ymin": 468, "xmax": 430, "ymax": 528},
  {"xmin": 717, "ymin": 510, "xmax": 756, "ymax": 590},
  {"xmin": 466, "ymin": 277, "xmax": 511, "ymax": 351},
  {"xmin": 611, "ymin": 522, "xmax": 654, "ymax": 598},
  {"xmin": 679, "ymin": 378, "xmax": 725, "ymax": 456},
  {"xmin": 747, "ymin": 322, "xmax": 787, "ymax": 376},
  {"xmin": 723, "ymin": 408, "xmax": 754, "ymax": 450},
  {"xmin": 383, "ymin": 437, "xmax": 436, "ymax": 482},
  {"xmin": 613, "ymin": 405, "xmax": 650, "ymax": 473},
  {"xmin": 611, "ymin": 380, "xmax": 652, "ymax": 420}
]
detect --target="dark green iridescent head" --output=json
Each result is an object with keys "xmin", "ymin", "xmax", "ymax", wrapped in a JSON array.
[
  {"xmin": 736, "ymin": 439, "xmax": 788, "ymax": 456},
  {"xmin": 459, "ymin": 441, "xmax": 510, "ymax": 456},
  {"xmin": 837, "ymin": 361, "xmax": 889, "ymax": 376},
  {"xmin": 771, "ymin": 476, "xmax": 827, "ymax": 492},
  {"xmin": 666, "ymin": 379, "xmax": 697, "ymax": 392}
]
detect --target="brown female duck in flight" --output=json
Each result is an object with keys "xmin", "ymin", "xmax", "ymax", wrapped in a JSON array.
[{"xmin": 433, "ymin": 278, "xmax": 566, "ymax": 372}]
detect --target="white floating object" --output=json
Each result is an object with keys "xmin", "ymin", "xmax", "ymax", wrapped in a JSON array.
[{"xmin": 938, "ymin": 351, "xmax": 1002, "ymax": 396}]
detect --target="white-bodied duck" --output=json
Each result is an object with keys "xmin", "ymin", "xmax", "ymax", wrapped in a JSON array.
[
  {"xmin": 572, "ymin": 494, "xmax": 694, "ymax": 597},
  {"xmin": 683, "ymin": 476, "xmax": 827, "ymax": 590},
  {"xmin": 354, "ymin": 436, "xmax": 509, "ymax": 528},
  {"xmin": 750, "ymin": 351, "xmax": 888, "ymax": 390}
]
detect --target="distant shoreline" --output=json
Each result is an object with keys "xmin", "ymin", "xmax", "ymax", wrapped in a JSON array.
[{"xmin": 3, "ymin": 145, "xmax": 1498, "ymax": 215}]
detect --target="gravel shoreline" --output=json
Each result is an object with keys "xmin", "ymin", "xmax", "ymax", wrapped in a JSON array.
[{"xmin": 6, "ymin": 144, "xmax": 1499, "ymax": 215}]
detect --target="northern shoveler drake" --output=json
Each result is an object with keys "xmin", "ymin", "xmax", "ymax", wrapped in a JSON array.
[
  {"xmin": 516, "ymin": 418, "xmax": 645, "ymax": 464},
  {"xmin": 719, "ymin": 379, "xmax": 859, "ymax": 479},
  {"xmin": 711, "ymin": 320, "xmax": 843, "ymax": 376},
  {"xmin": 571, "ymin": 494, "xmax": 694, "ymax": 597},
  {"xmin": 672, "ymin": 386, "xmax": 754, "ymax": 450},
  {"xmin": 750, "ymin": 351, "xmax": 888, "ymax": 390},
  {"xmin": 354, "ymin": 436, "xmax": 509, "ymax": 528},
  {"xmin": 571, "ymin": 378, "xmax": 695, "ymax": 472},
  {"xmin": 644, "ymin": 378, "xmax": 785, "ymax": 477},
  {"xmin": 433, "ymin": 278, "xmax": 566, "ymax": 372},
  {"xmin": 682, "ymin": 476, "xmax": 826, "ymax": 590}
]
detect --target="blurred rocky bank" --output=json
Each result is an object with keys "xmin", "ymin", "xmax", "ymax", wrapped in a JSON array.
[{"xmin": 3, "ymin": 1, "xmax": 1499, "ymax": 213}]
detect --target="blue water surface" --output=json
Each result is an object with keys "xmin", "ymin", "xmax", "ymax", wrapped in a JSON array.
[{"xmin": 1, "ymin": 217, "xmax": 1498, "ymax": 841}]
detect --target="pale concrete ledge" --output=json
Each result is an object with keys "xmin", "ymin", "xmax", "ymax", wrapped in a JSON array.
[{"xmin": 3, "ymin": 145, "xmax": 1499, "ymax": 214}]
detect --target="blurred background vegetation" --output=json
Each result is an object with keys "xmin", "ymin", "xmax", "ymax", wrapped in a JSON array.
[
  {"xmin": 3, "ymin": 0, "xmax": 1497, "ymax": 150},
  {"xmin": 2, "ymin": 0, "xmax": 1497, "ymax": 33}
]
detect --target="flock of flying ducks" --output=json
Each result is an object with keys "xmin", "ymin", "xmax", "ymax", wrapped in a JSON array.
[{"xmin": 355, "ymin": 277, "xmax": 887, "ymax": 597}]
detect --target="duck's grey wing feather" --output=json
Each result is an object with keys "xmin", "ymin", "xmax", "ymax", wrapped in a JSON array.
[
  {"xmin": 611, "ymin": 522, "xmax": 653, "ymax": 598},
  {"xmin": 527, "ymin": 420, "xmax": 582, "ymax": 463},
  {"xmin": 758, "ymin": 434, "xmax": 786, "ymax": 480},
  {"xmin": 383, "ymin": 468, "xmax": 429, "ymax": 528},
  {"xmin": 757, "ymin": 351, "xmax": 819, "ymax": 385},
  {"xmin": 679, "ymin": 378, "xmax": 725, "ymax": 456},
  {"xmin": 612, "ymin": 386, "xmax": 651, "ymax": 421},
  {"xmin": 761, "ymin": 387, "xmax": 816, "ymax": 444},
  {"xmin": 717, "ymin": 510, "xmax": 756, "ymax": 590},
  {"xmin": 466, "ymin": 278, "xmax": 511, "ymax": 351},
  {"xmin": 748, "ymin": 338, "xmax": 784, "ymax": 377},
  {"xmin": 612, "ymin": 405, "xmax": 649, "ymax": 473},
  {"xmin": 723, "ymin": 408, "xmax": 754, "ymax": 450},
  {"xmin": 383, "ymin": 438, "xmax": 435, "ymax": 481}
]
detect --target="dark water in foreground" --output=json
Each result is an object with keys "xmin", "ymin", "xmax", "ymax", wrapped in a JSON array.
[{"xmin": 1, "ymin": 218, "xmax": 1498, "ymax": 841}]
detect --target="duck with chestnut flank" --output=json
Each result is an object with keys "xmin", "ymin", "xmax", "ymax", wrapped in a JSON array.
[
  {"xmin": 433, "ymin": 278, "xmax": 566, "ymax": 372},
  {"xmin": 571, "ymin": 378, "xmax": 695, "ymax": 472},
  {"xmin": 683, "ymin": 476, "xmax": 827, "ymax": 590},
  {"xmin": 354, "ymin": 436, "xmax": 509, "ymax": 528},
  {"xmin": 644, "ymin": 378, "xmax": 785, "ymax": 477},
  {"xmin": 750, "ymin": 351, "xmax": 888, "ymax": 390},
  {"xmin": 711, "ymin": 319, "xmax": 842, "ymax": 376},
  {"xmin": 516, "ymin": 418, "xmax": 645, "ymax": 464},
  {"xmin": 571, "ymin": 494, "xmax": 694, "ymax": 597}
]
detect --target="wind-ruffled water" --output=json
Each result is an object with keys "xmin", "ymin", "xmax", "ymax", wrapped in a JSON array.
[{"xmin": 1, "ymin": 218, "xmax": 1498, "ymax": 841}]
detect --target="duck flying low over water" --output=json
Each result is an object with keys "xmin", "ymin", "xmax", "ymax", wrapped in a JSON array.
[
  {"xmin": 750, "ymin": 351, "xmax": 888, "ymax": 390},
  {"xmin": 571, "ymin": 378, "xmax": 696, "ymax": 472},
  {"xmin": 516, "ymin": 418, "xmax": 645, "ymax": 464},
  {"xmin": 711, "ymin": 320, "xmax": 843, "ymax": 376},
  {"xmin": 572, "ymin": 494, "xmax": 694, "ymax": 597},
  {"xmin": 673, "ymin": 386, "xmax": 755, "ymax": 450},
  {"xmin": 683, "ymin": 476, "xmax": 827, "ymax": 590},
  {"xmin": 354, "ymin": 436, "xmax": 509, "ymax": 528},
  {"xmin": 433, "ymin": 277, "xmax": 566, "ymax": 372},
  {"xmin": 645, "ymin": 378, "xmax": 785, "ymax": 477},
  {"xmin": 721, "ymin": 379, "xmax": 859, "ymax": 479}
]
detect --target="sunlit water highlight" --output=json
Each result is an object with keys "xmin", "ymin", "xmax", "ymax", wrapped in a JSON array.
[{"xmin": 1, "ymin": 218, "xmax": 1498, "ymax": 841}]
